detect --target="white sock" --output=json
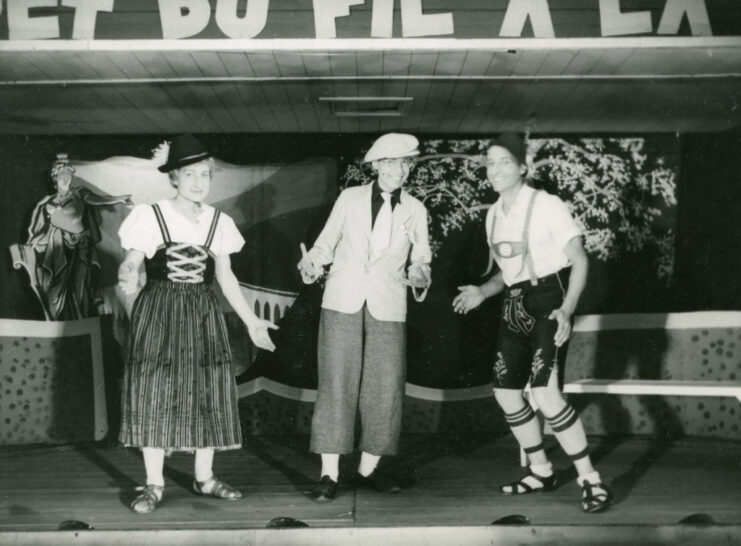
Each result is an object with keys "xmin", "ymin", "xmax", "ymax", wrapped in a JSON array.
[
  {"xmin": 141, "ymin": 447, "xmax": 165, "ymax": 489},
  {"xmin": 530, "ymin": 461, "xmax": 553, "ymax": 478},
  {"xmin": 577, "ymin": 471, "xmax": 601, "ymax": 486},
  {"xmin": 320, "ymin": 454, "xmax": 340, "ymax": 482},
  {"xmin": 358, "ymin": 452, "xmax": 381, "ymax": 477},
  {"xmin": 194, "ymin": 448, "xmax": 215, "ymax": 483}
]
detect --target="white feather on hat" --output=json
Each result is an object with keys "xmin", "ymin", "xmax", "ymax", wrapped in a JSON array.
[{"xmin": 151, "ymin": 141, "xmax": 170, "ymax": 169}]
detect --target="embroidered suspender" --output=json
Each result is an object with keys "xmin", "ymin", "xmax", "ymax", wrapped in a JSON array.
[
  {"xmin": 152, "ymin": 204, "xmax": 171, "ymax": 244},
  {"xmin": 521, "ymin": 190, "xmax": 540, "ymax": 285},
  {"xmin": 487, "ymin": 190, "xmax": 541, "ymax": 285},
  {"xmin": 204, "ymin": 209, "xmax": 221, "ymax": 250}
]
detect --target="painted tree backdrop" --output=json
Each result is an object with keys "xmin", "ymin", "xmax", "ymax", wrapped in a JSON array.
[
  {"xmin": 342, "ymin": 136, "xmax": 678, "ymax": 286},
  {"xmin": 239, "ymin": 134, "xmax": 681, "ymax": 389}
]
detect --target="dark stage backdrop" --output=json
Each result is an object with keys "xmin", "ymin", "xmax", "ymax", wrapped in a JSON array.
[
  {"xmin": 674, "ymin": 129, "xmax": 741, "ymax": 311},
  {"xmin": 1, "ymin": 130, "xmax": 739, "ymax": 391}
]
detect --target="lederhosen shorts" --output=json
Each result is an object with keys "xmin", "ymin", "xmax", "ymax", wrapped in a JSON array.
[{"xmin": 492, "ymin": 268, "xmax": 570, "ymax": 390}]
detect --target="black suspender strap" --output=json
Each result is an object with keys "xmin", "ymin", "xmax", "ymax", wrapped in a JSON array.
[
  {"xmin": 489, "ymin": 208, "xmax": 497, "ymax": 246},
  {"xmin": 204, "ymin": 209, "xmax": 221, "ymax": 250},
  {"xmin": 519, "ymin": 190, "xmax": 540, "ymax": 285},
  {"xmin": 480, "ymin": 209, "xmax": 498, "ymax": 277},
  {"xmin": 151, "ymin": 204, "xmax": 171, "ymax": 244}
]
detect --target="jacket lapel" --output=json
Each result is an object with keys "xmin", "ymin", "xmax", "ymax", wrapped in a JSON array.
[
  {"xmin": 361, "ymin": 183, "xmax": 374, "ymax": 239},
  {"xmin": 356, "ymin": 184, "xmax": 373, "ymax": 261}
]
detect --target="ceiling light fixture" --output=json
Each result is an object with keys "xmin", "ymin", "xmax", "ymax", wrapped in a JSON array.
[{"xmin": 318, "ymin": 96, "xmax": 413, "ymax": 117}]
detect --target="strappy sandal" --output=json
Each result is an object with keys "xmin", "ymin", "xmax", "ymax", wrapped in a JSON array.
[
  {"xmin": 130, "ymin": 484, "xmax": 164, "ymax": 514},
  {"xmin": 581, "ymin": 481, "xmax": 614, "ymax": 513},
  {"xmin": 501, "ymin": 471, "xmax": 557, "ymax": 495},
  {"xmin": 193, "ymin": 476, "xmax": 242, "ymax": 500}
]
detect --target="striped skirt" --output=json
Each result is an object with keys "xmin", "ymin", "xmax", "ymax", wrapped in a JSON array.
[{"xmin": 119, "ymin": 280, "xmax": 242, "ymax": 451}]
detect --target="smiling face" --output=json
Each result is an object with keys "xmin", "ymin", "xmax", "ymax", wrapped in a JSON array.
[
  {"xmin": 172, "ymin": 159, "xmax": 212, "ymax": 203},
  {"xmin": 486, "ymin": 145, "xmax": 526, "ymax": 196},
  {"xmin": 372, "ymin": 156, "xmax": 415, "ymax": 192}
]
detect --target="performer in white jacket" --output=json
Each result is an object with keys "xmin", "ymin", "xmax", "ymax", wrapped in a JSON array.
[{"xmin": 298, "ymin": 133, "xmax": 432, "ymax": 501}]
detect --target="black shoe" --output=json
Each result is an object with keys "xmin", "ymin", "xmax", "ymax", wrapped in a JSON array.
[
  {"xmin": 304, "ymin": 475, "xmax": 337, "ymax": 502},
  {"xmin": 356, "ymin": 469, "xmax": 402, "ymax": 493}
]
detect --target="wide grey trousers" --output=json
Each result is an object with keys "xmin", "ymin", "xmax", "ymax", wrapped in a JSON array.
[{"xmin": 310, "ymin": 306, "xmax": 406, "ymax": 455}]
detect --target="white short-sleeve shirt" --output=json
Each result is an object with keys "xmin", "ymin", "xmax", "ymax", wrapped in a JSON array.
[
  {"xmin": 485, "ymin": 184, "xmax": 581, "ymax": 286},
  {"xmin": 119, "ymin": 199, "xmax": 245, "ymax": 259}
]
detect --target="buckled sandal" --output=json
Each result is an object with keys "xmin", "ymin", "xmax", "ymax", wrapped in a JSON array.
[
  {"xmin": 501, "ymin": 471, "xmax": 557, "ymax": 495},
  {"xmin": 130, "ymin": 484, "xmax": 164, "ymax": 514},
  {"xmin": 193, "ymin": 476, "xmax": 242, "ymax": 500},
  {"xmin": 581, "ymin": 481, "xmax": 614, "ymax": 513}
]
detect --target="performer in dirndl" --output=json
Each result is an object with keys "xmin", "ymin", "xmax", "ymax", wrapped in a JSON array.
[
  {"xmin": 117, "ymin": 134, "xmax": 277, "ymax": 513},
  {"xmin": 453, "ymin": 133, "xmax": 613, "ymax": 513}
]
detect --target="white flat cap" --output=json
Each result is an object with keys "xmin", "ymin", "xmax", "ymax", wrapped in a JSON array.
[{"xmin": 363, "ymin": 133, "xmax": 420, "ymax": 163}]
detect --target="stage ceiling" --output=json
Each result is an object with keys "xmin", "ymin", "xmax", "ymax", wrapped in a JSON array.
[{"xmin": 1, "ymin": 37, "xmax": 740, "ymax": 135}]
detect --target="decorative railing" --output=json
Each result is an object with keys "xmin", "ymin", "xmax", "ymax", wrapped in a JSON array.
[{"xmin": 239, "ymin": 282, "xmax": 298, "ymax": 323}]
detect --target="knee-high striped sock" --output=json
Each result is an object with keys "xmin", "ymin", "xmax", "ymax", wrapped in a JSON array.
[
  {"xmin": 504, "ymin": 405, "xmax": 545, "ymax": 458},
  {"xmin": 545, "ymin": 404, "xmax": 591, "ymax": 465}
]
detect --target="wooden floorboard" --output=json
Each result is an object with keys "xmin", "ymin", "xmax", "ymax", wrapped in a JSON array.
[
  {"xmin": 1, "ymin": 434, "xmax": 739, "ymax": 532},
  {"xmin": 354, "ymin": 434, "xmax": 741, "ymax": 527}
]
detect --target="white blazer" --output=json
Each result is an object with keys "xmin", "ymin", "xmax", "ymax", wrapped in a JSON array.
[{"xmin": 307, "ymin": 184, "xmax": 432, "ymax": 322}]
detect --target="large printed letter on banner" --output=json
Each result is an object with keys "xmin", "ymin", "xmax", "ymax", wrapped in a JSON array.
[
  {"xmin": 158, "ymin": 0, "xmax": 211, "ymax": 39},
  {"xmin": 62, "ymin": 0, "xmax": 114, "ymax": 40},
  {"xmin": 499, "ymin": 0, "xmax": 555, "ymax": 38},
  {"xmin": 215, "ymin": 0, "xmax": 269, "ymax": 38},
  {"xmin": 657, "ymin": 0, "xmax": 711, "ymax": 36},
  {"xmin": 400, "ymin": 0, "xmax": 454, "ymax": 37},
  {"xmin": 598, "ymin": 0, "xmax": 651, "ymax": 36},
  {"xmin": 313, "ymin": 0, "xmax": 364, "ymax": 39},
  {"xmin": 8, "ymin": 0, "xmax": 59, "ymax": 40},
  {"xmin": 371, "ymin": 0, "xmax": 393, "ymax": 38}
]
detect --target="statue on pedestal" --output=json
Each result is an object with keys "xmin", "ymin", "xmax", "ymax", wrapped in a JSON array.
[{"xmin": 10, "ymin": 153, "xmax": 133, "ymax": 320}]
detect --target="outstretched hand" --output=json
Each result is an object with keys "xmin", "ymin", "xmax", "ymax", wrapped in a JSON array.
[
  {"xmin": 247, "ymin": 319, "xmax": 279, "ymax": 352},
  {"xmin": 452, "ymin": 285, "xmax": 485, "ymax": 314},
  {"xmin": 548, "ymin": 307, "xmax": 572, "ymax": 347}
]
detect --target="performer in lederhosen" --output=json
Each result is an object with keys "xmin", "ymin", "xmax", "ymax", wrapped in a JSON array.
[
  {"xmin": 453, "ymin": 133, "xmax": 613, "ymax": 513},
  {"xmin": 298, "ymin": 133, "xmax": 432, "ymax": 501},
  {"xmin": 117, "ymin": 134, "xmax": 277, "ymax": 514}
]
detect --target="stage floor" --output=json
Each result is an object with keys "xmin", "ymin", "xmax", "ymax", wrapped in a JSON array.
[{"xmin": 1, "ymin": 434, "xmax": 739, "ymax": 544}]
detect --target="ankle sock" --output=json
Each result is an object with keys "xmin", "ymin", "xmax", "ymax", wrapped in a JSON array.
[
  {"xmin": 577, "ymin": 471, "xmax": 601, "ymax": 486},
  {"xmin": 321, "ymin": 454, "xmax": 340, "ymax": 482},
  {"xmin": 530, "ymin": 461, "xmax": 554, "ymax": 478},
  {"xmin": 358, "ymin": 453, "xmax": 381, "ymax": 477},
  {"xmin": 144, "ymin": 484, "xmax": 164, "ymax": 500}
]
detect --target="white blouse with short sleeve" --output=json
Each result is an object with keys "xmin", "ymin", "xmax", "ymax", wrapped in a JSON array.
[
  {"xmin": 118, "ymin": 199, "xmax": 245, "ymax": 259},
  {"xmin": 485, "ymin": 184, "xmax": 581, "ymax": 286}
]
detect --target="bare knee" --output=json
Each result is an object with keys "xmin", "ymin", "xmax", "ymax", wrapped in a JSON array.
[
  {"xmin": 494, "ymin": 388, "xmax": 527, "ymax": 413},
  {"xmin": 531, "ymin": 387, "xmax": 566, "ymax": 417}
]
